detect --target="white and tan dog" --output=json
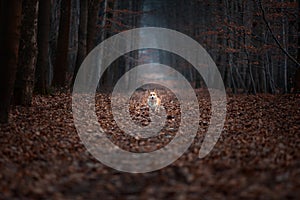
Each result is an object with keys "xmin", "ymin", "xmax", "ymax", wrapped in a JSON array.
[{"xmin": 147, "ymin": 90, "xmax": 161, "ymax": 112}]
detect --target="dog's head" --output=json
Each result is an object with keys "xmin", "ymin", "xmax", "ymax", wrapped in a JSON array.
[{"xmin": 148, "ymin": 90, "xmax": 158, "ymax": 101}]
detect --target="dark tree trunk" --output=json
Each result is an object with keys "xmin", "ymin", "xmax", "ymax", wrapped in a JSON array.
[
  {"xmin": 0, "ymin": 1, "xmax": 22, "ymax": 123},
  {"xmin": 87, "ymin": 0, "xmax": 100, "ymax": 53},
  {"xmin": 14, "ymin": 0, "xmax": 39, "ymax": 106},
  {"xmin": 52, "ymin": 0, "xmax": 71, "ymax": 87},
  {"xmin": 68, "ymin": 0, "xmax": 80, "ymax": 83},
  {"xmin": 72, "ymin": 0, "xmax": 88, "ymax": 87},
  {"xmin": 49, "ymin": 0, "xmax": 61, "ymax": 86},
  {"xmin": 35, "ymin": 0, "xmax": 51, "ymax": 94},
  {"xmin": 295, "ymin": 0, "xmax": 300, "ymax": 92}
]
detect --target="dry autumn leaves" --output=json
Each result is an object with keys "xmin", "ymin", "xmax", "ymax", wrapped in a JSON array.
[{"xmin": 0, "ymin": 90, "xmax": 299, "ymax": 199}]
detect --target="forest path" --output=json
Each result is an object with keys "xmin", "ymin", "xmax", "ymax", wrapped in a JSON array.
[{"xmin": 0, "ymin": 92, "xmax": 299, "ymax": 199}]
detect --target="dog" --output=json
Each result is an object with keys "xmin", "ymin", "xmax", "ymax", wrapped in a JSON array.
[{"xmin": 147, "ymin": 90, "xmax": 161, "ymax": 112}]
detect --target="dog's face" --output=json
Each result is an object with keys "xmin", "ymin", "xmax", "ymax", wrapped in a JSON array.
[{"xmin": 148, "ymin": 91, "xmax": 158, "ymax": 101}]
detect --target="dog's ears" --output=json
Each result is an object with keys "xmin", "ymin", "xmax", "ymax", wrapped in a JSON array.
[{"xmin": 147, "ymin": 89, "xmax": 158, "ymax": 94}]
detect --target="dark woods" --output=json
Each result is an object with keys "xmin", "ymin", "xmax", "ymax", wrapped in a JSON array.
[{"xmin": 0, "ymin": 0, "xmax": 300, "ymax": 123}]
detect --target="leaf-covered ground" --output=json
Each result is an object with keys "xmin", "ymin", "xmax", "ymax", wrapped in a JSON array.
[{"xmin": 0, "ymin": 91, "xmax": 299, "ymax": 199}]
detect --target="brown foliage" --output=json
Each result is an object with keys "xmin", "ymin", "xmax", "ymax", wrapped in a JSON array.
[{"xmin": 0, "ymin": 91, "xmax": 299, "ymax": 199}]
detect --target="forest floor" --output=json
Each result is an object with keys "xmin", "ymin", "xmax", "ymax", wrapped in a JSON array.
[{"xmin": 0, "ymin": 90, "xmax": 299, "ymax": 199}]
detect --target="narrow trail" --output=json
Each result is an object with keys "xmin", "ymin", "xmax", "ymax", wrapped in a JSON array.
[{"xmin": 0, "ymin": 92, "xmax": 299, "ymax": 199}]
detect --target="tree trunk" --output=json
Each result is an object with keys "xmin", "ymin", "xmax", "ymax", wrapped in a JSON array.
[
  {"xmin": 49, "ymin": 0, "xmax": 61, "ymax": 86},
  {"xmin": 72, "ymin": 0, "xmax": 88, "ymax": 87},
  {"xmin": 52, "ymin": 0, "xmax": 71, "ymax": 87},
  {"xmin": 0, "ymin": 1, "xmax": 22, "ymax": 123},
  {"xmin": 14, "ymin": 0, "xmax": 39, "ymax": 106},
  {"xmin": 100, "ymin": 0, "xmax": 108, "ymax": 42},
  {"xmin": 281, "ymin": 0, "xmax": 288, "ymax": 93},
  {"xmin": 68, "ymin": 0, "xmax": 80, "ymax": 84},
  {"xmin": 87, "ymin": 0, "xmax": 100, "ymax": 53},
  {"xmin": 35, "ymin": 0, "xmax": 51, "ymax": 94},
  {"xmin": 295, "ymin": 0, "xmax": 300, "ymax": 92}
]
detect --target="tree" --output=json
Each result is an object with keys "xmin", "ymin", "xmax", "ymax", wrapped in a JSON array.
[
  {"xmin": 87, "ymin": 0, "xmax": 101, "ymax": 53},
  {"xmin": 35, "ymin": 0, "xmax": 51, "ymax": 94},
  {"xmin": 295, "ymin": 0, "xmax": 300, "ymax": 92},
  {"xmin": 0, "ymin": 1, "xmax": 23, "ymax": 123},
  {"xmin": 14, "ymin": 0, "xmax": 39, "ymax": 106},
  {"xmin": 72, "ymin": 0, "xmax": 88, "ymax": 87},
  {"xmin": 52, "ymin": 0, "xmax": 72, "ymax": 87}
]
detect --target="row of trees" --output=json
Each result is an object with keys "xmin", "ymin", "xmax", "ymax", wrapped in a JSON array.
[
  {"xmin": 186, "ymin": 0, "xmax": 300, "ymax": 94},
  {"xmin": 179, "ymin": 0, "xmax": 300, "ymax": 94},
  {"xmin": 0, "ymin": 0, "xmax": 112, "ymax": 123},
  {"xmin": 98, "ymin": 0, "xmax": 300, "ymax": 94},
  {"xmin": 0, "ymin": 0, "xmax": 300, "ymax": 123}
]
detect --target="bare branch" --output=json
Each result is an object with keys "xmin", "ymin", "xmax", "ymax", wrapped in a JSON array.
[{"xmin": 256, "ymin": 0, "xmax": 300, "ymax": 68}]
